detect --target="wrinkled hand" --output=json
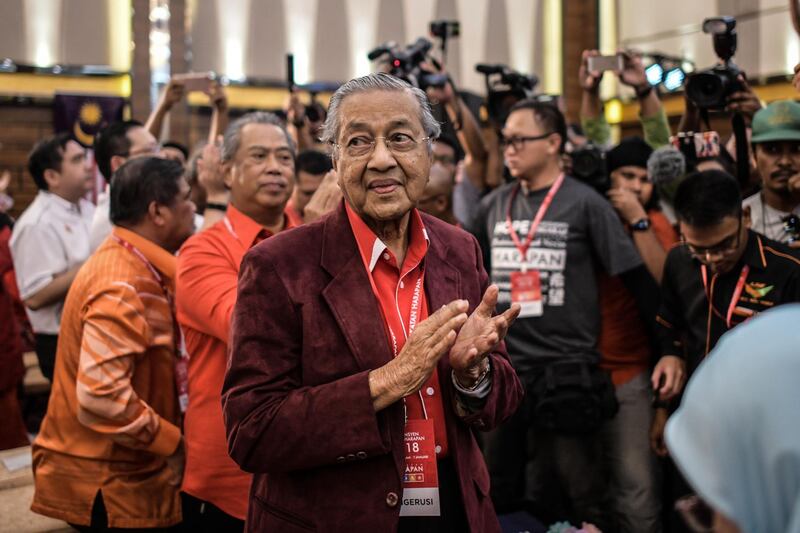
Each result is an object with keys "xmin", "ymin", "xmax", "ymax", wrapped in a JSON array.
[
  {"xmin": 450, "ymin": 285, "xmax": 520, "ymax": 387},
  {"xmin": 370, "ymin": 300, "xmax": 469, "ymax": 407},
  {"xmin": 207, "ymin": 82, "xmax": 228, "ymax": 111},
  {"xmin": 304, "ymin": 170, "xmax": 341, "ymax": 223},
  {"xmin": 650, "ymin": 407, "xmax": 669, "ymax": 457},
  {"xmin": 165, "ymin": 439, "xmax": 185, "ymax": 486},
  {"xmin": 160, "ymin": 78, "xmax": 185, "ymax": 109},
  {"xmin": 579, "ymin": 49, "xmax": 604, "ymax": 93},
  {"xmin": 617, "ymin": 50, "xmax": 649, "ymax": 92},
  {"xmin": 726, "ymin": 74, "xmax": 762, "ymax": 126},
  {"xmin": 651, "ymin": 355, "xmax": 686, "ymax": 401},
  {"xmin": 607, "ymin": 188, "xmax": 647, "ymax": 225},
  {"xmin": 197, "ymin": 139, "xmax": 227, "ymax": 198}
]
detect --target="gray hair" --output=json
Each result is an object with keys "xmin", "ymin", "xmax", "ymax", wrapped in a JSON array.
[
  {"xmin": 320, "ymin": 73, "xmax": 441, "ymax": 158},
  {"xmin": 221, "ymin": 111, "xmax": 296, "ymax": 162}
]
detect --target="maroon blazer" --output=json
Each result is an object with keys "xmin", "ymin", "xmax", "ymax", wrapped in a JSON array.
[{"xmin": 222, "ymin": 203, "xmax": 523, "ymax": 532}]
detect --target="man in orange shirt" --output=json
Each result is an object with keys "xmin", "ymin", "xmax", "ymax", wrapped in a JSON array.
[
  {"xmin": 30, "ymin": 157, "xmax": 196, "ymax": 530},
  {"xmin": 176, "ymin": 112, "xmax": 300, "ymax": 531}
]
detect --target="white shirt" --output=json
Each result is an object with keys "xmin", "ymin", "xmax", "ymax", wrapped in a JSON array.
[
  {"xmin": 89, "ymin": 189, "xmax": 112, "ymax": 252},
  {"xmin": 743, "ymin": 192, "xmax": 800, "ymax": 244},
  {"xmin": 10, "ymin": 191, "xmax": 94, "ymax": 334}
]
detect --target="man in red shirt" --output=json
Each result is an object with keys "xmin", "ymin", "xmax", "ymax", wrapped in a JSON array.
[
  {"xmin": 222, "ymin": 73, "xmax": 523, "ymax": 532},
  {"xmin": 176, "ymin": 112, "xmax": 300, "ymax": 531}
]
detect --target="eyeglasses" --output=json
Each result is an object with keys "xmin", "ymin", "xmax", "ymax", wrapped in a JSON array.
[
  {"xmin": 499, "ymin": 132, "xmax": 555, "ymax": 152},
  {"xmin": 334, "ymin": 133, "xmax": 430, "ymax": 158},
  {"xmin": 675, "ymin": 495, "xmax": 713, "ymax": 533},
  {"xmin": 682, "ymin": 216, "xmax": 742, "ymax": 260}
]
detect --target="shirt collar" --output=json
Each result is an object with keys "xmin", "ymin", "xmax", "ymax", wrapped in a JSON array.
[
  {"xmin": 223, "ymin": 203, "xmax": 300, "ymax": 247},
  {"xmin": 344, "ymin": 201, "xmax": 429, "ymax": 273},
  {"xmin": 740, "ymin": 229, "xmax": 768, "ymax": 271},
  {"xmin": 42, "ymin": 190, "xmax": 82, "ymax": 215},
  {"xmin": 112, "ymin": 226, "xmax": 177, "ymax": 281}
]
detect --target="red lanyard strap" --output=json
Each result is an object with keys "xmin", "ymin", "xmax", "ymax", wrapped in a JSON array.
[
  {"xmin": 505, "ymin": 173, "xmax": 565, "ymax": 272},
  {"xmin": 701, "ymin": 264, "xmax": 750, "ymax": 329}
]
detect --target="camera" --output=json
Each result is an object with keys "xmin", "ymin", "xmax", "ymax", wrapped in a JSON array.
[
  {"xmin": 569, "ymin": 143, "xmax": 609, "ymax": 194},
  {"xmin": 367, "ymin": 38, "xmax": 448, "ymax": 92},
  {"xmin": 685, "ymin": 16, "xmax": 744, "ymax": 110},
  {"xmin": 429, "ymin": 20, "xmax": 460, "ymax": 40},
  {"xmin": 475, "ymin": 63, "xmax": 538, "ymax": 125}
]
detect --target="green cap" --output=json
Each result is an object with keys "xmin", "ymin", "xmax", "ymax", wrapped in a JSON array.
[{"xmin": 751, "ymin": 99, "xmax": 800, "ymax": 144}]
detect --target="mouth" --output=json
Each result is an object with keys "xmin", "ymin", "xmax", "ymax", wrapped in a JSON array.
[
  {"xmin": 258, "ymin": 181, "xmax": 287, "ymax": 192},
  {"xmin": 771, "ymin": 170, "xmax": 797, "ymax": 181},
  {"xmin": 367, "ymin": 179, "xmax": 401, "ymax": 195}
]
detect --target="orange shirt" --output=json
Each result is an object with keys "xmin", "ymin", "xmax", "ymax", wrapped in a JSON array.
[
  {"xmin": 345, "ymin": 203, "xmax": 450, "ymax": 457},
  {"xmin": 599, "ymin": 210, "xmax": 678, "ymax": 386},
  {"xmin": 176, "ymin": 205, "xmax": 298, "ymax": 519},
  {"xmin": 31, "ymin": 227, "xmax": 182, "ymax": 528}
]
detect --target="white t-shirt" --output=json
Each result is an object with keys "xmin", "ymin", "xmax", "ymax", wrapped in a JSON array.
[
  {"xmin": 89, "ymin": 189, "xmax": 112, "ymax": 252},
  {"xmin": 10, "ymin": 191, "xmax": 94, "ymax": 334},
  {"xmin": 743, "ymin": 192, "xmax": 800, "ymax": 244}
]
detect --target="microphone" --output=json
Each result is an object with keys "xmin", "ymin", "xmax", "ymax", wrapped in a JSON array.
[{"xmin": 648, "ymin": 145, "xmax": 686, "ymax": 186}]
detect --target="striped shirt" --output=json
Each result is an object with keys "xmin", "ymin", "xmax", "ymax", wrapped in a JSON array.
[{"xmin": 31, "ymin": 226, "xmax": 182, "ymax": 529}]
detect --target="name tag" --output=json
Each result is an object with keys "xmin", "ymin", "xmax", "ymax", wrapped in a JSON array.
[
  {"xmin": 511, "ymin": 270, "xmax": 543, "ymax": 318},
  {"xmin": 399, "ymin": 418, "xmax": 440, "ymax": 517}
]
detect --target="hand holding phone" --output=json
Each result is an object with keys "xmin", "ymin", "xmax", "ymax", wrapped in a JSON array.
[
  {"xmin": 587, "ymin": 54, "xmax": 624, "ymax": 73},
  {"xmin": 172, "ymin": 72, "xmax": 216, "ymax": 93}
]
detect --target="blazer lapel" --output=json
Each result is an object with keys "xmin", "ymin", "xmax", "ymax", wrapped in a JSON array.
[
  {"xmin": 321, "ymin": 204, "xmax": 393, "ymax": 371},
  {"xmin": 423, "ymin": 221, "xmax": 462, "ymax": 312}
]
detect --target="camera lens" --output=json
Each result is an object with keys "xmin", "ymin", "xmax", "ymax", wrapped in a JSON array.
[{"xmin": 686, "ymin": 71, "xmax": 725, "ymax": 109}]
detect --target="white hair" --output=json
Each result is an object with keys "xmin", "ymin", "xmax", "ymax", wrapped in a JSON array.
[{"xmin": 320, "ymin": 73, "xmax": 441, "ymax": 158}]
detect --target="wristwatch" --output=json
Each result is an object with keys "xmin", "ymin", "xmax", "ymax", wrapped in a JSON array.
[
  {"xmin": 630, "ymin": 217, "xmax": 651, "ymax": 231},
  {"xmin": 205, "ymin": 202, "xmax": 228, "ymax": 212}
]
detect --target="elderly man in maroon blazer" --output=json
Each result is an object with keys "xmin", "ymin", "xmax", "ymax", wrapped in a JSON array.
[{"xmin": 222, "ymin": 73, "xmax": 523, "ymax": 533}]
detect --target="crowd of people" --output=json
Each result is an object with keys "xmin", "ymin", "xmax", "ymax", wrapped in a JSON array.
[{"xmin": 1, "ymin": 41, "xmax": 800, "ymax": 533}]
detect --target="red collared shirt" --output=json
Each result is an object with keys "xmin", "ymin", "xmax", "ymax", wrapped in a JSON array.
[{"xmin": 345, "ymin": 202, "xmax": 450, "ymax": 457}]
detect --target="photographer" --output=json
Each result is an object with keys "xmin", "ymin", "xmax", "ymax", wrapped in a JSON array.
[
  {"xmin": 579, "ymin": 50, "xmax": 671, "ymax": 150},
  {"xmin": 474, "ymin": 99, "xmax": 659, "ymax": 529},
  {"xmin": 285, "ymin": 91, "xmax": 327, "ymax": 153}
]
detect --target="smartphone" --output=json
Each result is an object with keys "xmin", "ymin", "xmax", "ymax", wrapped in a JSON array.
[
  {"xmin": 172, "ymin": 72, "xmax": 215, "ymax": 92},
  {"xmin": 587, "ymin": 54, "xmax": 624, "ymax": 73},
  {"xmin": 286, "ymin": 54, "xmax": 295, "ymax": 91}
]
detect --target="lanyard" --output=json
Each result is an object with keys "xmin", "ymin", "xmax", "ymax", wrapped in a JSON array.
[
  {"xmin": 505, "ymin": 173, "xmax": 565, "ymax": 272},
  {"xmin": 701, "ymin": 264, "xmax": 750, "ymax": 329},
  {"xmin": 112, "ymin": 234, "xmax": 189, "ymax": 412}
]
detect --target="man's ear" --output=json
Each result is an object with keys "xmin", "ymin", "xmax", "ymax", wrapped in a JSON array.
[
  {"xmin": 742, "ymin": 205, "xmax": 752, "ymax": 228},
  {"xmin": 42, "ymin": 168, "xmax": 60, "ymax": 189},
  {"xmin": 148, "ymin": 201, "xmax": 167, "ymax": 227},
  {"xmin": 547, "ymin": 134, "xmax": 563, "ymax": 156},
  {"xmin": 222, "ymin": 161, "xmax": 234, "ymax": 189},
  {"xmin": 110, "ymin": 155, "xmax": 127, "ymax": 175}
]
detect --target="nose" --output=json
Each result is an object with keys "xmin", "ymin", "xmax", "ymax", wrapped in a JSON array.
[{"xmin": 367, "ymin": 138, "xmax": 398, "ymax": 172}]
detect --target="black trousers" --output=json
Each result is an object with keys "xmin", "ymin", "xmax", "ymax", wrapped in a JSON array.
[
  {"xmin": 69, "ymin": 491, "xmax": 182, "ymax": 533},
  {"xmin": 397, "ymin": 458, "xmax": 469, "ymax": 533},
  {"xmin": 181, "ymin": 492, "xmax": 244, "ymax": 533},
  {"xmin": 34, "ymin": 333, "xmax": 58, "ymax": 382}
]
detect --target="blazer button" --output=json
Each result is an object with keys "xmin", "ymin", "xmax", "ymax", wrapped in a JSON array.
[
  {"xmin": 356, "ymin": 451, "xmax": 367, "ymax": 460},
  {"xmin": 346, "ymin": 454, "xmax": 356, "ymax": 461},
  {"xmin": 386, "ymin": 492, "xmax": 399, "ymax": 508},
  {"xmin": 336, "ymin": 456, "xmax": 345, "ymax": 463}
]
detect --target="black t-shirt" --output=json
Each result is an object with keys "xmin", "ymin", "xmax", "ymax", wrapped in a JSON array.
[{"xmin": 657, "ymin": 230, "xmax": 800, "ymax": 373}]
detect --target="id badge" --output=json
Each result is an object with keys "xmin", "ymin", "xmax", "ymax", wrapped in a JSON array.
[
  {"xmin": 399, "ymin": 418, "xmax": 440, "ymax": 517},
  {"xmin": 511, "ymin": 270, "xmax": 543, "ymax": 318}
]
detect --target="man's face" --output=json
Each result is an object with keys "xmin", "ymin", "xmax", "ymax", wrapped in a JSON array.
[
  {"xmin": 610, "ymin": 165, "xmax": 652, "ymax": 206},
  {"xmin": 417, "ymin": 165, "xmax": 451, "ymax": 220},
  {"xmin": 224, "ymin": 123, "xmax": 295, "ymax": 214},
  {"xmin": 112, "ymin": 127, "xmax": 160, "ymax": 175},
  {"xmin": 293, "ymin": 170, "xmax": 325, "ymax": 215},
  {"xmin": 160, "ymin": 147, "xmax": 187, "ymax": 166},
  {"xmin": 161, "ymin": 177, "xmax": 196, "ymax": 252},
  {"xmin": 334, "ymin": 89, "xmax": 431, "ymax": 224},
  {"xmin": 680, "ymin": 213, "xmax": 750, "ymax": 275},
  {"xmin": 55, "ymin": 140, "xmax": 94, "ymax": 200},
  {"xmin": 502, "ymin": 109, "xmax": 560, "ymax": 181},
  {"xmin": 432, "ymin": 141, "xmax": 457, "ymax": 180},
  {"xmin": 754, "ymin": 140, "xmax": 800, "ymax": 198}
]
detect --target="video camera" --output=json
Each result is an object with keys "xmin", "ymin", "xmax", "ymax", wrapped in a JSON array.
[
  {"xmin": 569, "ymin": 143, "xmax": 609, "ymax": 194},
  {"xmin": 367, "ymin": 38, "xmax": 448, "ymax": 92},
  {"xmin": 685, "ymin": 16, "xmax": 743, "ymax": 110},
  {"xmin": 475, "ymin": 64, "xmax": 538, "ymax": 125}
]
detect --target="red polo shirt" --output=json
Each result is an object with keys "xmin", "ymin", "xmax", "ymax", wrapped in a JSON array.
[{"xmin": 345, "ymin": 203, "xmax": 450, "ymax": 457}]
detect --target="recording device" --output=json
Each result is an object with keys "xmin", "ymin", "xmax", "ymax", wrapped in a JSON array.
[
  {"xmin": 173, "ymin": 71, "xmax": 216, "ymax": 92},
  {"xmin": 429, "ymin": 20, "xmax": 460, "ymax": 40},
  {"xmin": 286, "ymin": 53, "xmax": 295, "ymax": 91},
  {"xmin": 367, "ymin": 38, "xmax": 449, "ymax": 91},
  {"xmin": 669, "ymin": 131, "xmax": 721, "ymax": 170},
  {"xmin": 647, "ymin": 145, "xmax": 686, "ymax": 186},
  {"xmin": 685, "ymin": 16, "xmax": 743, "ymax": 110},
  {"xmin": 587, "ymin": 54, "xmax": 624, "ymax": 73},
  {"xmin": 569, "ymin": 143, "xmax": 609, "ymax": 194},
  {"xmin": 475, "ymin": 63, "xmax": 539, "ymax": 125}
]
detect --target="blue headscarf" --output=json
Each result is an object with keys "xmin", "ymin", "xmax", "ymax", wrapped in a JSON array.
[{"xmin": 666, "ymin": 305, "xmax": 800, "ymax": 533}]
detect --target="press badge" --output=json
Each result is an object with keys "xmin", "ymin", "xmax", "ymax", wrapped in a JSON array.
[
  {"xmin": 399, "ymin": 418, "xmax": 440, "ymax": 517},
  {"xmin": 510, "ymin": 270, "xmax": 543, "ymax": 318}
]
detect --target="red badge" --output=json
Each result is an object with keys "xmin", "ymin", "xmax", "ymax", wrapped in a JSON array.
[
  {"xmin": 399, "ymin": 418, "xmax": 440, "ymax": 516},
  {"xmin": 511, "ymin": 270, "xmax": 543, "ymax": 317}
]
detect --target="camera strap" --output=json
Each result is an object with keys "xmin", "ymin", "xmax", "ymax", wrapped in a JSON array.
[{"xmin": 731, "ymin": 112, "xmax": 749, "ymax": 190}]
